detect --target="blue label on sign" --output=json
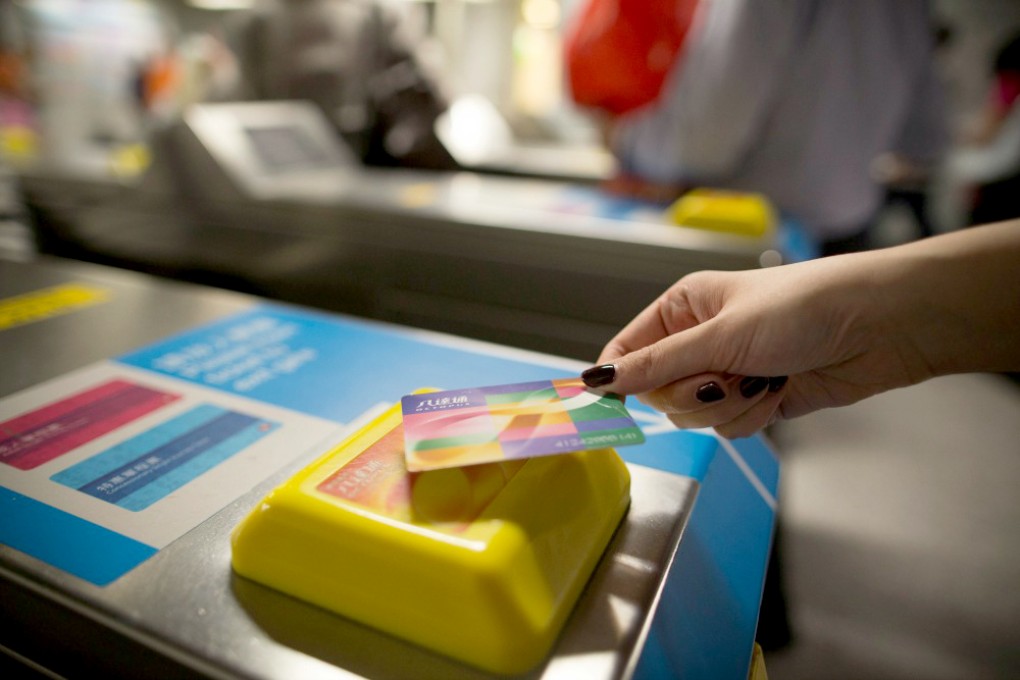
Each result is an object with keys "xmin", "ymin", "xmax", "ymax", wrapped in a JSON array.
[
  {"xmin": 51, "ymin": 404, "xmax": 278, "ymax": 511},
  {"xmin": 116, "ymin": 305, "xmax": 572, "ymax": 423}
]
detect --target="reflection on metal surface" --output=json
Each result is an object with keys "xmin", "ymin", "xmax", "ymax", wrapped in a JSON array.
[
  {"xmin": 546, "ymin": 467, "xmax": 697, "ymax": 680},
  {"xmin": 226, "ymin": 465, "xmax": 695, "ymax": 679},
  {"xmin": 613, "ymin": 553, "xmax": 658, "ymax": 575},
  {"xmin": 2, "ymin": 455, "xmax": 695, "ymax": 679}
]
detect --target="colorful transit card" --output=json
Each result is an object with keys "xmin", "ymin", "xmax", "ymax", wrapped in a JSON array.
[{"xmin": 401, "ymin": 378, "xmax": 645, "ymax": 471}]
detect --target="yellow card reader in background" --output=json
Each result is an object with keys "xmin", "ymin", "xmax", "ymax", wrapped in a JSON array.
[
  {"xmin": 667, "ymin": 188, "xmax": 776, "ymax": 238},
  {"xmin": 230, "ymin": 395, "xmax": 631, "ymax": 675}
]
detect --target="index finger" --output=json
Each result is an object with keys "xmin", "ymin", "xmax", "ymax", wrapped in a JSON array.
[
  {"xmin": 597, "ymin": 291, "xmax": 687, "ymax": 364},
  {"xmin": 586, "ymin": 320, "xmax": 720, "ymax": 396}
]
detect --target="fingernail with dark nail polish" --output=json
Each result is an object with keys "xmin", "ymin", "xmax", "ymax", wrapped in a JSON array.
[
  {"xmin": 739, "ymin": 376, "xmax": 770, "ymax": 398},
  {"xmin": 695, "ymin": 381, "xmax": 726, "ymax": 403},
  {"xmin": 768, "ymin": 375, "xmax": 789, "ymax": 392},
  {"xmin": 582, "ymin": 364, "xmax": 616, "ymax": 388}
]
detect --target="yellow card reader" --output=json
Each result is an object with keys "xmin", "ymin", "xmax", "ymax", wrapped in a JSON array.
[
  {"xmin": 667, "ymin": 188, "xmax": 776, "ymax": 238},
  {"xmin": 230, "ymin": 397, "xmax": 631, "ymax": 674}
]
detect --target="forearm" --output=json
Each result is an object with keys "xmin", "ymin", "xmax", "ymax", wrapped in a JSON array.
[{"xmin": 876, "ymin": 221, "xmax": 1020, "ymax": 377}]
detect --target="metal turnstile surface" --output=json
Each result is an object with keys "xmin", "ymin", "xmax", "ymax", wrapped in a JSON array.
[{"xmin": 0, "ymin": 257, "xmax": 702, "ymax": 680}]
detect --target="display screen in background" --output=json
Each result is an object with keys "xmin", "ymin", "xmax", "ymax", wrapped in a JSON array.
[{"xmin": 244, "ymin": 125, "xmax": 335, "ymax": 173}]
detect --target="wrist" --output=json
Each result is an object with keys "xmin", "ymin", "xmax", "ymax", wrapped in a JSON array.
[
  {"xmin": 825, "ymin": 248, "xmax": 941, "ymax": 386},
  {"xmin": 880, "ymin": 223, "xmax": 1020, "ymax": 377}
]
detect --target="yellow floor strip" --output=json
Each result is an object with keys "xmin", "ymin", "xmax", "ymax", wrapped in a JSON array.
[{"xmin": 0, "ymin": 283, "xmax": 110, "ymax": 331}]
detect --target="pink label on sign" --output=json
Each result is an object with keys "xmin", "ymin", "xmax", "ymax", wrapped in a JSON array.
[{"xmin": 0, "ymin": 379, "xmax": 181, "ymax": 470}]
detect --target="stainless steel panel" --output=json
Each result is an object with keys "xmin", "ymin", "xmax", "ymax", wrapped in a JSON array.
[{"xmin": 0, "ymin": 258, "xmax": 699, "ymax": 679}]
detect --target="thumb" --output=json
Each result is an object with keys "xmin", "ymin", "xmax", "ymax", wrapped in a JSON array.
[{"xmin": 583, "ymin": 322, "xmax": 719, "ymax": 395}]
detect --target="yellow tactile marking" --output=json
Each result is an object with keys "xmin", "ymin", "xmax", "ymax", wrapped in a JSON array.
[{"xmin": 0, "ymin": 283, "xmax": 111, "ymax": 331}]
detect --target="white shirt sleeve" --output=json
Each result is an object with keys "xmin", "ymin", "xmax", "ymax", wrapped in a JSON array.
[{"xmin": 611, "ymin": 0, "xmax": 806, "ymax": 183}]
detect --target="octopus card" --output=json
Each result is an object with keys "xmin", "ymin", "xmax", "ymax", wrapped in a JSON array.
[{"xmin": 401, "ymin": 378, "xmax": 645, "ymax": 471}]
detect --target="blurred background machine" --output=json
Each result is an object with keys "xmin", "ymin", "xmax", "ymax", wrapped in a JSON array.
[
  {"xmin": 20, "ymin": 99, "xmax": 775, "ymax": 360},
  {"xmin": 2, "ymin": 0, "xmax": 783, "ymax": 362}
]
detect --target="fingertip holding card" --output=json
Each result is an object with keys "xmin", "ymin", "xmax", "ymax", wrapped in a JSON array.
[{"xmin": 400, "ymin": 378, "xmax": 645, "ymax": 472}]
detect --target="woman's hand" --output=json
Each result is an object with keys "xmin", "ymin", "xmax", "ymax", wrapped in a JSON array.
[
  {"xmin": 584, "ymin": 221, "xmax": 1020, "ymax": 438},
  {"xmin": 582, "ymin": 252, "xmax": 935, "ymax": 438}
]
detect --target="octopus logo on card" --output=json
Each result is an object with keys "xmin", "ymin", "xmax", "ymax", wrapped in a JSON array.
[{"xmin": 400, "ymin": 378, "xmax": 644, "ymax": 471}]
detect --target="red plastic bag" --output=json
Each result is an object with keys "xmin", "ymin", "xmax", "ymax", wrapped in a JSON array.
[{"xmin": 564, "ymin": 0, "xmax": 699, "ymax": 115}]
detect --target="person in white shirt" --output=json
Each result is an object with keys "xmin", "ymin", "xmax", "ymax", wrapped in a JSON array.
[{"xmin": 609, "ymin": 0, "xmax": 949, "ymax": 255}]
